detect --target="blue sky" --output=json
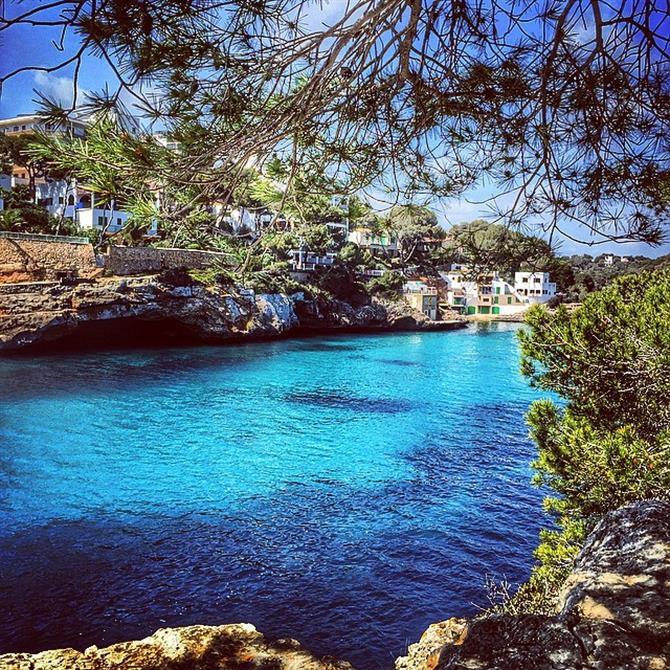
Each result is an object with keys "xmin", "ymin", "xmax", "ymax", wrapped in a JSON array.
[{"xmin": 1, "ymin": 1, "xmax": 668, "ymax": 258}]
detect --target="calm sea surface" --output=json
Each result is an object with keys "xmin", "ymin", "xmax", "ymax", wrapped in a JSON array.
[{"xmin": 0, "ymin": 323, "xmax": 549, "ymax": 669}]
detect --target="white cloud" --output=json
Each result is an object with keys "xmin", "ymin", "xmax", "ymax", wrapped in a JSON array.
[{"xmin": 32, "ymin": 72, "xmax": 81, "ymax": 107}]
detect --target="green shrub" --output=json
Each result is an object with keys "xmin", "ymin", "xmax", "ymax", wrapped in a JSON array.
[{"xmin": 510, "ymin": 270, "xmax": 670, "ymax": 613}]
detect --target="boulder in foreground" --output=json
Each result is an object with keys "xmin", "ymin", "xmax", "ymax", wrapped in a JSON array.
[{"xmin": 0, "ymin": 623, "xmax": 354, "ymax": 670}]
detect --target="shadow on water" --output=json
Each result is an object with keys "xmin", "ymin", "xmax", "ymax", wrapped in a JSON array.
[{"xmin": 285, "ymin": 390, "xmax": 414, "ymax": 413}]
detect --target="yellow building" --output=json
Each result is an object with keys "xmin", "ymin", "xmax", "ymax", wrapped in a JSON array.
[{"xmin": 403, "ymin": 281, "xmax": 439, "ymax": 320}]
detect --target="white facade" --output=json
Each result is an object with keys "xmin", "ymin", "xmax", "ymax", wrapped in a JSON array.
[
  {"xmin": 77, "ymin": 207, "xmax": 158, "ymax": 236},
  {"xmin": 77, "ymin": 208, "xmax": 131, "ymax": 234},
  {"xmin": 289, "ymin": 249, "xmax": 336, "ymax": 272},
  {"xmin": 0, "ymin": 114, "xmax": 86, "ymax": 138},
  {"xmin": 348, "ymin": 228, "xmax": 398, "ymax": 254},
  {"xmin": 514, "ymin": 271, "xmax": 557, "ymax": 304},
  {"xmin": 153, "ymin": 133, "xmax": 181, "ymax": 152},
  {"xmin": 35, "ymin": 179, "xmax": 79, "ymax": 219},
  {"xmin": 442, "ymin": 265, "xmax": 553, "ymax": 315}
]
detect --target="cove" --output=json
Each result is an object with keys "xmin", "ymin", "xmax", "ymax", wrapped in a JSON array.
[{"xmin": 0, "ymin": 323, "xmax": 548, "ymax": 669}]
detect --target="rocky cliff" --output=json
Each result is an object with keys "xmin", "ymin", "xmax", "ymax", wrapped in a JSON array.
[
  {"xmin": 397, "ymin": 499, "xmax": 670, "ymax": 670},
  {"xmin": 0, "ymin": 273, "xmax": 465, "ymax": 351},
  {"xmin": 0, "ymin": 623, "xmax": 353, "ymax": 670}
]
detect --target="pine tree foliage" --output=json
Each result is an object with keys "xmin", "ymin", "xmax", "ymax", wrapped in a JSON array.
[
  {"xmin": 509, "ymin": 270, "xmax": 670, "ymax": 613},
  {"xmin": 2, "ymin": 0, "xmax": 669, "ymax": 243}
]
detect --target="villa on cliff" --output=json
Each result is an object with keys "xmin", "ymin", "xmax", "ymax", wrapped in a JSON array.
[{"xmin": 0, "ymin": 113, "xmax": 161, "ymax": 237}]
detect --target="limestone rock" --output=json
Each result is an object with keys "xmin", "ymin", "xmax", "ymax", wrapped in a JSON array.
[
  {"xmin": 0, "ymin": 276, "xmax": 465, "ymax": 351},
  {"xmin": 395, "ymin": 619, "xmax": 467, "ymax": 670},
  {"xmin": 0, "ymin": 623, "xmax": 354, "ymax": 670},
  {"xmin": 400, "ymin": 500, "xmax": 670, "ymax": 670}
]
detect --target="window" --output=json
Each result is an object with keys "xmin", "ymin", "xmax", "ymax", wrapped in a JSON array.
[
  {"xmin": 117, "ymin": 218, "xmax": 122, "ymax": 226},
  {"xmin": 21, "ymin": 125, "xmax": 26, "ymax": 130},
  {"xmin": 97, "ymin": 216, "xmax": 105, "ymax": 226},
  {"xmin": 67, "ymin": 195, "xmax": 75, "ymax": 206},
  {"xmin": 522, "ymin": 277, "xmax": 528, "ymax": 283},
  {"xmin": 12, "ymin": 126, "xmax": 19, "ymax": 131},
  {"xmin": 507, "ymin": 297, "xmax": 512, "ymax": 304},
  {"xmin": 58, "ymin": 197, "xmax": 64, "ymax": 205}
]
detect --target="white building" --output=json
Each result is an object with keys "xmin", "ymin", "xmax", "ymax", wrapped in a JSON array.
[
  {"xmin": 514, "ymin": 271, "xmax": 557, "ymax": 304},
  {"xmin": 289, "ymin": 249, "xmax": 337, "ymax": 272},
  {"xmin": 441, "ymin": 265, "xmax": 554, "ymax": 316},
  {"xmin": 153, "ymin": 133, "xmax": 182, "ymax": 153},
  {"xmin": 348, "ymin": 227, "xmax": 398, "ymax": 255},
  {"xmin": 35, "ymin": 179, "xmax": 79, "ymax": 219},
  {"xmin": 0, "ymin": 114, "xmax": 87, "ymax": 138}
]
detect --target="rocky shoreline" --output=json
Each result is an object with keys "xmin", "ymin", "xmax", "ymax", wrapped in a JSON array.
[
  {"xmin": 1, "ymin": 500, "xmax": 667, "ymax": 670},
  {"xmin": 0, "ymin": 272, "xmax": 467, "ymax": 352}
]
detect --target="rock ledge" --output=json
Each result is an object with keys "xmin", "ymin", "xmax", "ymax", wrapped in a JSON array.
[
  {"xmin": 397, "ymin": 500, "xmax": 670, "ymax": 670},
  {"xmin": 0, "ymin": 623, "xmax": 354, "ymax": 670}
]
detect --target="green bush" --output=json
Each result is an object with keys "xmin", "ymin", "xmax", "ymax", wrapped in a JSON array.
[
  {"xmin": 366, "ymin": 271, "xmax": 404, "ymax": 297},
  {"xmin": 509, "ymin": 270, "xmax": 670, "ymax": 613}
]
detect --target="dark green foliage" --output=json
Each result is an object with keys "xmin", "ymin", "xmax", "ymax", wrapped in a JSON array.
[
  {"xmin": 520, "ymin": 271, "xmax": 670, "ymax": 438},
  {"xmin": 445, "ymin": 220, "xmax": 555, "ymax": 280},
  {"xmin": 561, "ymin": 253, "xmax": 670, "ymax": 301},
  {"xmin": 0, "ymin": 185, "xmax": 67, "ymax": 234},
  {"xmin": 366, "ymin": 271, "xmax": 404, "ymax": 297},
  {"xmin": 512, "ymin": 270, "xmax": 670, "ymax": 613}
]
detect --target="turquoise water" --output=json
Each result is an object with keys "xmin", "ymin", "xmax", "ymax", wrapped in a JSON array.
[{"xmin": 0, "ymin": 323, "xmax": 547, "ymax": 668}]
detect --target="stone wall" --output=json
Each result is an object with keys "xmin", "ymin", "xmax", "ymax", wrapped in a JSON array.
[
  {"xmin": 0, "ymin": 235, "xmax": 97, "ymax": 284},
  {"xmin": 105, "ymin": 246, "xmax": 225, "ymax": 276}
]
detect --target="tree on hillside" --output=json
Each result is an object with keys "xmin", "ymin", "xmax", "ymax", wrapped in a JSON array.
[
  {"xmin": 387, "ymin": 204, "xmax": 443, "ymax": 265},
  {"xmin": 511, "ymin": 271, "xmax": 670, "ymax": 613},
  {"xmin": 3, "ymin": 0, "xmax": 669, "ymax": 245},
  {"xmin": 445, "ymin": 220, "xmax": 557, "ymax": 279}
]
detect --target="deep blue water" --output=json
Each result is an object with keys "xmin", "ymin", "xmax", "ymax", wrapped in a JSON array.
[{"xmin": 0, "ymin": 323, "xmax": 548, "ymax": 669}]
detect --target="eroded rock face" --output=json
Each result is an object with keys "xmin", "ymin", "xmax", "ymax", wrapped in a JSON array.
[
  {"xmin": 398, "ymin": 500, "xmax": 670, "ymax": 670},
  {"xmin": 395, "ymin": 619, "xmax": 467, "ymax": 670},
  {"xmin": 0, "ymin": 275, "xmax": 465, "ymax": 351},
  {"xmin": 0, "ymin": 623, "xmax": 354, "ymax": 670}
]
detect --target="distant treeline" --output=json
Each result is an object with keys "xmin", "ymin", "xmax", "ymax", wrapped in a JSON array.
[{"xmin": 558, "ymin": 253, "xmax": 670, "ymax": 302}]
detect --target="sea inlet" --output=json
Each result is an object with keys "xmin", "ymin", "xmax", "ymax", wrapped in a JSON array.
[{"xmin": 0, "ymin": 323, "xmax": 548, "ymax": 669}]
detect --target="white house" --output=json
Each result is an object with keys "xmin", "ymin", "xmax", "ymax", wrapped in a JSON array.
[
  {"xmin": 441, "ymin": 265, "xmax": 551, "ymax": 316},
  {"xmin": 35, "ymin": 179, "xmax": 79, "ymax": 219},
  {"xmin": 348, "ymin": 227, "xmax": 398, "ymax": 255},
  {"xmin": 289, "ymin": 249, "xmax": 337, "ymax": 272},
  {"xmin": 514, "ymin": 271, "xmax": 557, "ymax": 304}
]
